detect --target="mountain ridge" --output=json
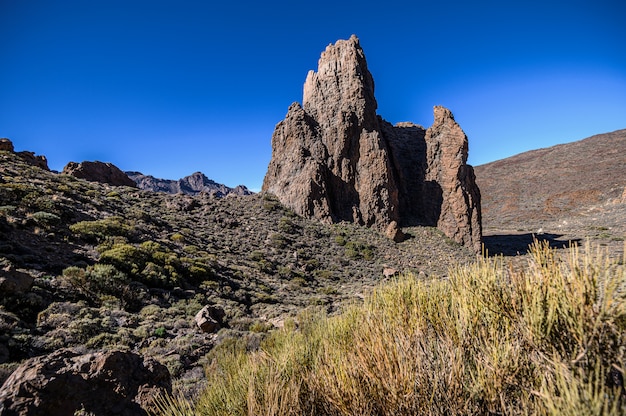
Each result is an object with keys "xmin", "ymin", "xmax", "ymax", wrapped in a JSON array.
[{"xmin": 126, "ymin": 170, "xmax": 253, "ymax": 197}]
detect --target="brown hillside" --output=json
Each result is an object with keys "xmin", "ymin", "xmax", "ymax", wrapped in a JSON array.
[{"xmin": 475, "ymin": 129, "xmax": 626, "ymax": 255}]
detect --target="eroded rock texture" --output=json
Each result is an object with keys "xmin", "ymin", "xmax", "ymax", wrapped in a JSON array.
[
  {"xmin": 263, "ymin": 35, "xmax": 482, "ymax": 252},
  {"xmin": 0, "ymin": 348, "xmax": 171, "ymax": 416}
]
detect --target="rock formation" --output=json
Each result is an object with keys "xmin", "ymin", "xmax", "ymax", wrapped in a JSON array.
[
  {"xmin": 0, "ymin": 139, "xmax": 14, "ymax": 152},
  {"xmin": 0, "ymin": 138, "xmax": 49, "ymax": 170},
  {"xmin": 126, "ymin": 171, "xmax": 253, "ymax": 197},
  {"xmin": 263, "ymin": 35, "xmax": 482, "ymax": 252},
  {"xmin": 63, "ymin": 161, "xmax": 137, "ymax": 187},
  {"xmin": 0, "ymin": 348, "xmax": 171, "ymax": 416}
]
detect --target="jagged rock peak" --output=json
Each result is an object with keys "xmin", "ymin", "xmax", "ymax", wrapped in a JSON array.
[
  {"xmin": 263, "ymin": 36, "xmax": 482, "ymax": 252},
  {"xmin": 63, "ymin": 161, "xmax": 137, "ymax": 187},
  {"xmin": 303, "ymin": 34, "xmax": 377, "ymax": 123},
  {"xmin": 126, "ymin": 171, "xmax": 253, "ymax": 197}
]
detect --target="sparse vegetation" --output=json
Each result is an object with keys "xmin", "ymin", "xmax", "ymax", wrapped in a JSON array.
[{"xmin": 158, "ymin": 241, "xmax": 626, "ymax": 415}]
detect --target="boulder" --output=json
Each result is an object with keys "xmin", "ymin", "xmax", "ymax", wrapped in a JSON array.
[
  {"xmin": 63, "ymin": 161, "xmax": 137, "ymax": 187},
  {"xmin": 262, "ymin": 35, "xmax": 482, "ymax": 252},
  {"xmin": 0, "ymin": 348, "xmax": 171, "ymax": 416},
  {"xmin": 385, "ymin": 221, "xmax": 405, "ymax": 243},
  {"xmin": 0, "ymin": 265, "xmax": 34, "ymax": 295},
  {"xmin": 195, "ymin": 305, "xmax": 225, "ymax": 333}
]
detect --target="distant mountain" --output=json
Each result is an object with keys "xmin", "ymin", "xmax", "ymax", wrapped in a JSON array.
[
  {"xmin": 126, "ymin": 171, "xmax": 253, "ymax": 197},
  {"xmin": 474, "ymin": 129, "xmax": 626, "ymax": 230}
]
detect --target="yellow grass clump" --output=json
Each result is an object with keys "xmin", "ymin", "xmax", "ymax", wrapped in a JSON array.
[{"xmin": 157, "ymin": 240, "xmax": 626, "ymax": 415}]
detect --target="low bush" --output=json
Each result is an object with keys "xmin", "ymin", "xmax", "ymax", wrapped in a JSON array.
[{"xmin": 69, "ymin": 217, "xmax": 131, "ymax": 242}]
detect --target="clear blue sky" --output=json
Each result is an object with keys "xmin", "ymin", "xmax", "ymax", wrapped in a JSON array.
[{"xmin": 1, "ymin": 0, "xmax": 625, "ymax": 191}]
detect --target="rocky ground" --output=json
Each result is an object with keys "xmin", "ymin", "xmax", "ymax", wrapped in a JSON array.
[{"xmin": 0, "ymin": 146, "xmax": 476, "ymax": 408}]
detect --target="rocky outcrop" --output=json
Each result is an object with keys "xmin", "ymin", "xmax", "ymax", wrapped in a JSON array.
[
  {"xmin": 0, "ymin": 138, "xmax": 49, "ymax": 170},
  {"xmin": 127, "ymin": 171, "xmax": 253, "ymax": 197},
  {"xmin": 63, "ymin": 161, "xmax": 137, "ymax": 187},
  {"xmin": 424, "ymin": 107, "xmax": 482, "ymax": 252},
  {"xmin": 0, "ymin": 139, "xmax": 14, "ymax": 152},
  {"xmin": 263, "ymin": 35, "xmax": 481, "ymax": 251},
  {"xmin": 0, "ymin": 348, "xmax": 171, "ymax": 416}
]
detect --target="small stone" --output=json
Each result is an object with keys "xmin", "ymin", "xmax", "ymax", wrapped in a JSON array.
[{"xmin": 0, "ymin": 265, "xmax": 34, "ymax": 295}]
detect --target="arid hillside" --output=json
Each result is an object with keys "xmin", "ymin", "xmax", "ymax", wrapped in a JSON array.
[
  {"xmin": 0, "ymin": 141, "xmax": 476, "ymax": 408},
  {"xmin": 475, "ymin": 129, "xmax": 626, "ymax": 255}
]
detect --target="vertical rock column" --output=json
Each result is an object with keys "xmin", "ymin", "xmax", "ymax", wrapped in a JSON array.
[{"xmin": 425, "ymin": 106, "xmax": 482, "ymax": 252}]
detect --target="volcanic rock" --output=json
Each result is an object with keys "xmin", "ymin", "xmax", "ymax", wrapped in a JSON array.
[
  {"xmin": 0, "ymin": 348, "xmax": 171, "ymax": 416},
  {"xmin": 424, "ymin": 107, "xmax": 482, "ymax": 252},
  {"xmin": 63, "ymin": 161, "xmax": 137, "ymax": 187},
  {"xmin": 0, "ymin": 139, "xmax": 14, "ymax": 152},
  {"xmin": 262, "ymin": 35, "xmax": 482, "ymax": 251},
  {"xmin": 195, "ymin": 304, "xmax": 226, "ymax": 333}
]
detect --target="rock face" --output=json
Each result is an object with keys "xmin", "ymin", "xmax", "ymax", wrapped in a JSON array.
[
  {"xmin": 263, "ymin": 35, "xmax": 482, "ymax": 252},
  {"xmin": 0, "ymin": 348, "xmax": 171, "ymax": 416},
  {"xmin": 127, "ymin": 171, "xmax": 253, "ymax": 197},
  {"xmin": 63, "ymin": 161, "xmax": 137, "ymax": 187}
]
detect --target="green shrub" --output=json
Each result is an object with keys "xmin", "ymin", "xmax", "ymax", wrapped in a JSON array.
[
  {"xmin": 69, "ymin": 217, "xmax": 131, "ymax": 242},
  {"xmin": 99, "ymin": 244, "xmax": 147, "ymax": 276},
  {"xmin": 343, "ymin": 241, "xmax": 375, "ymax": 260},
  {"xmin": 63, "ymin": 264, "xmax": 129, "ymax": 300},
  {"xmin": 31, "ymin": 211, "xmax": 60, "ymax": 227},
  {"xmin": 278, "ymin": 216, "xmax": 298, "ymax": 234},
  {"xmin": 269, "ymin": 233, "xmax": 288, "ymax": 249}
]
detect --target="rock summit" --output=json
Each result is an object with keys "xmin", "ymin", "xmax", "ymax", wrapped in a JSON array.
[{"xmin": 263, "ymin": 35, "xmax": 481, "ymax": 252}]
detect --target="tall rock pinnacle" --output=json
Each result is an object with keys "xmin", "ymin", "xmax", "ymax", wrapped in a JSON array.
[{"xmin": 263, "ymin": 35, "xmax": 482, "ymax": 252}]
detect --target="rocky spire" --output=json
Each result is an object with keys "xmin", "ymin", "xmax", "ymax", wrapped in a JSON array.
[
  {"xmin": 264, "ymin": 35, "xmax": 398, "ymax": 227},
  {"xmin": 425, "ymin": 107, "xmax": 482, "ymax": 252},
  {"xmin": 263, "ymin": 36, "xmax": 482, "ymax": 252}
]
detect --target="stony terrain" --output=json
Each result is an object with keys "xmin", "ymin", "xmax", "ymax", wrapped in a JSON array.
[
  {"xmin": 475, "ymin": 129, "xmax": 626, "ymax": 257},
  {"xmin": 263, "ymin": 35, "xmax": 481, "ymax": 252},
  {"xmin": 0, "ymin": 140, "xmax": 476, "ymax": 412}
]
